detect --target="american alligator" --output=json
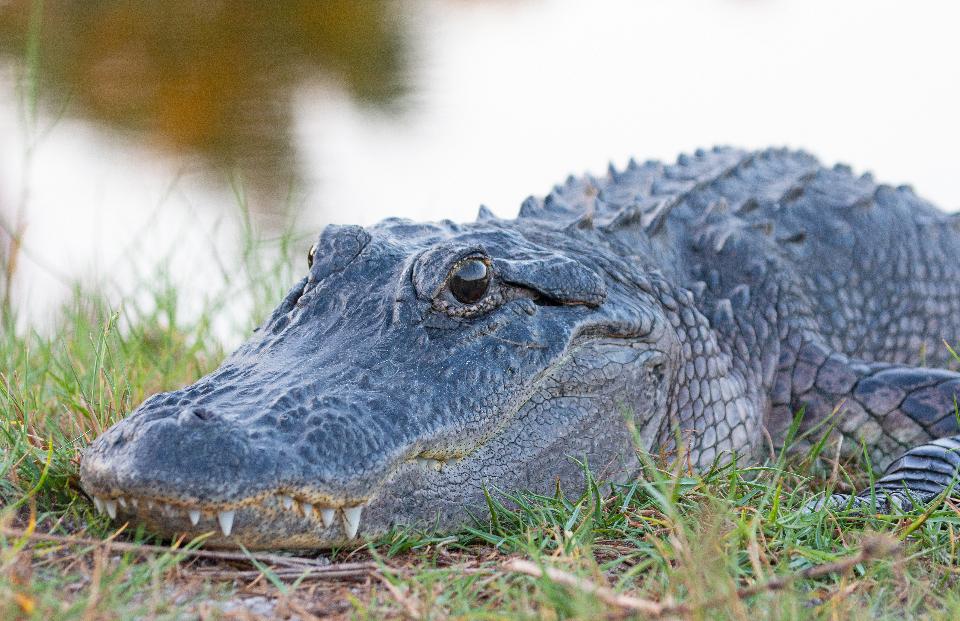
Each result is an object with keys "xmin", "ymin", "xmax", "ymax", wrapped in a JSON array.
[{"xmin": 81, "ymin": 147, "xmax": 960, "ymax": 548}]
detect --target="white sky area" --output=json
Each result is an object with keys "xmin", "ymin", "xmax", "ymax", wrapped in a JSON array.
[{"xmin": 2, "ymin": 0, "xmax": 959, "ymax": 338}]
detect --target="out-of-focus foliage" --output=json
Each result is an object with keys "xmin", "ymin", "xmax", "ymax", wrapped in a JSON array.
[{"xmin": 0, "ymin": 1, "xmax": 409, "ymax": 199}]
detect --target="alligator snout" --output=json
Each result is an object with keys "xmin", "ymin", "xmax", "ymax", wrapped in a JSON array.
[
  {"xmin": 80, "ymin": 384, "xmax": 444, "ymax": 546},
  {"xmin": 82, "ymin": 406, "xmax": 274, "ymax": 500}
]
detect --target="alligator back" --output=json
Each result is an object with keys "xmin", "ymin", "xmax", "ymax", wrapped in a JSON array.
[
  {"xmin": 520, "ymin": 147, "xmax": 960, "ymax": 368},
  {"xmin": 514, "ymin": 147, "xmax": 960, "ymax": 469}
]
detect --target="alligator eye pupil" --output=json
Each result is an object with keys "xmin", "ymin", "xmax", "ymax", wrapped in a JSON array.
[
  {"xmin": 449, "ymin": 258, "xmax": 490, "ymax": 304},
  {"xmin": 307, "ymin": 244, "xmax": 317, "ymax": 269}
]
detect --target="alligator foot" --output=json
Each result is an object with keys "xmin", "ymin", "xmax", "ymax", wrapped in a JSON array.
[{"xmin": 811, "ymin": 435, "xmax": 960, "ymax": 513}]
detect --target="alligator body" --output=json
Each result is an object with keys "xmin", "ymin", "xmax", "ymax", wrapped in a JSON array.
[{"xmin": 81, "ymin": 147, "xmax": 960, "ymax": 548}]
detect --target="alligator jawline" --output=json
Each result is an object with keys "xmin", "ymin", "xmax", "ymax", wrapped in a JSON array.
[{"xmin": 86, "ymin": 456, "xmax": 452, "ymax": 539}]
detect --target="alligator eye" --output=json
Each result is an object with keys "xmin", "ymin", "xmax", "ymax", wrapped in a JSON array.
[
  {"xmin": 307, "ymin": 243, "xmax": 317, "ymax": 269},
  {"xmin": 449, "ymin": 258, "xmax": 490, "ymax": 304}
]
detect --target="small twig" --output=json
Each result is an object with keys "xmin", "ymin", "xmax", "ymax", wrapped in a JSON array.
[
  {"xmin": 193, "ymin": 566, "xmax": 379, "ymax": 581},
  {"xmin": 503, "ymin": 535, "xmax": 898, "ymax": 617},
  {"xmin": 503, "ymin": 558, "xmax": 673, "ymax": 616},
  {"xmin": 0, "ymin": 527, "xmax": 328, "ymax": 569},
  {"xmin": 730, "ymin": 536, "xmax": 897, "ymax": 600},
  {"xmin": 821, "ymin": 580, "xmax": 860, "ymax": 607},
  {"xmin": 195, "ymin": 563, "xmax": 492, "ymax": 587},
  {"xmin": 4, "ymin": 526, "xmax": 495, "ymax": 589}
]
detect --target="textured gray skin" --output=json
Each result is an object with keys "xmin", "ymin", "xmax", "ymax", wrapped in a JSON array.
[{"xmin": 81, "ymin": 147, "xmax": 960, "ymax": 548}]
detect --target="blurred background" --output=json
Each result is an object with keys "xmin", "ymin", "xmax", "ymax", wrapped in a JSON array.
[{"xmin": 0, "ymin": 0, "xmax": 958, "ymax": 338}]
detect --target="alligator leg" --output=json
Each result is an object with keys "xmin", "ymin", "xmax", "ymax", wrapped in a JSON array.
[
  {"xmin": 813, "ymin": 436, "xmax": 960, "ymax": 512},
  {"xmin": 865, "ymin": 436, "xmax": 960, "ymax": 508},
  {"xmin": 773, "ymin": 341, "xmax": 960, "ymax": 511}
]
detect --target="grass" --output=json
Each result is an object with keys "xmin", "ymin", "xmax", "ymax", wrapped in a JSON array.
[{"xmin": 1, "ymin": 223, "xmax": 960, "ymax": 620}]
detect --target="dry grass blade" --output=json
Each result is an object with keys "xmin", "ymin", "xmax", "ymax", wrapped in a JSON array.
[
  {"xmin": 375, "ymin": 572, "xmax": 423, "ymax": 620},
  {"xmin": 502, "ymin": 535, "xmax": 899, "ymax": 617}
]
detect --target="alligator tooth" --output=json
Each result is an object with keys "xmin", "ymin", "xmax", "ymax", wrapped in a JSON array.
[
  {"xmin": 104, "ymin": 500, "xmax": 117, "ymax": 519},
  {"xmin": 130, "ymin": 498, "xmax": 139, "ymax": 509},
  {"xmin": 93, "ymin": 496, "xmax": 104, "ymax": 514},
  {"xmin": 218, "ymin": 510, "xmax": 235, "ymax": 537},
  {"xmin": 320, "ymin": 508, "xmax": 335, "ymax": 528},
  {"xmin": 341, "ymin": 506, "xmax": 362, "ymax": 538},
  {"xmin": 280, "ymin": 495, "xmax": 293, "ymax": 510},
  {"xmin": 117, "ymin": 496, "xmax": 127, "ymax": 508},
  {"xmin": 188, "ymin": 509, "xmax": 200, "ymax": 526},
  {"xmin": 302, "ymin": 503, "xmax": 314, "ymax": 518}
]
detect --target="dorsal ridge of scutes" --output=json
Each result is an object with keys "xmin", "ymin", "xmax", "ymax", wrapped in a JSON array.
[
  {"xmin": 602, "ymin": 196, "xmax": 679, "ymax": 237},
  {"xmin": 566, "ymin": 211, "xmax": 595, "ymax": 232},
  {"xmin": 518, "ymin": 195, "xmax": 541, "ymax": 219},
  {"xmin": 520, "ymin": 148, "xmax": 761, "ymax": 233},
  {"xmin": 476, "ymin": 204, "xmax": 497, "ymax": 222},
  {"xmin": 607, "ymin": 162, "xmax": 620, "ymax": 182},
  {"xmin": 643, "ymin": 199, "xmax": 674, "ymax": 237},
  {"xmin": 604, "ymin": 202, "xmax": 644, "ymax": 230},
  {"xmin": 517, "ymin": 186, "xmax": 605, "ymax": 228},
  {"xmin": 604, "ymin": 151, "xmax": 755, "ymax": 236}
]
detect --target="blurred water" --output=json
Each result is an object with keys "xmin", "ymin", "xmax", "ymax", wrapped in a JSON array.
[{"xmin": 1, "ymin": 0, "xmax": 958, "ymax": 338}]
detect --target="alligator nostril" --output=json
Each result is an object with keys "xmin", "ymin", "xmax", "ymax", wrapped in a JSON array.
[
  {"xmin": 193, "ymin": 408, "xmax": 216, "ymax": 421},
  {"xmin": 179, "ymin": 407, "xmax": 216, "ymax": 424}
]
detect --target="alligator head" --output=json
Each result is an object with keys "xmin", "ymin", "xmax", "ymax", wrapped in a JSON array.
[{"xmin": 80, "ymin": 216, "xmax": 680, "ymax": 548}]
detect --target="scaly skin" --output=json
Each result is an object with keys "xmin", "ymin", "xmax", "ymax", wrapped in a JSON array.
[{"xmin": 80, "ymin": 147, "xmax": 960, "ymax": 548}]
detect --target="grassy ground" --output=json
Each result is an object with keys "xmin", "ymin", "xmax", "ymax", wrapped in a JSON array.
[{"xmin": 1, "ymin": 227, "xmax": 960, "ymax": 620}]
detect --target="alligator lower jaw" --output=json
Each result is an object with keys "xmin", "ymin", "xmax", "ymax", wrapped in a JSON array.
[
  {"xmin": 84, "ymin": 457, "xmax": 451, "ymax": 548},
  {"xmin": 87, "ymin": 488, "xmax": 373, "ymax": 547}
]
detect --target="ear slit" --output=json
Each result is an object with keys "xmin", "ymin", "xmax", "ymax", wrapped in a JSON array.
[
  {"xmin": 530, "ymin": 293, "xmax": 564, "ymax": 308},
  {"xmin": 495, "ymin": 255, "xmax": 606, "ymax": 308}
]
